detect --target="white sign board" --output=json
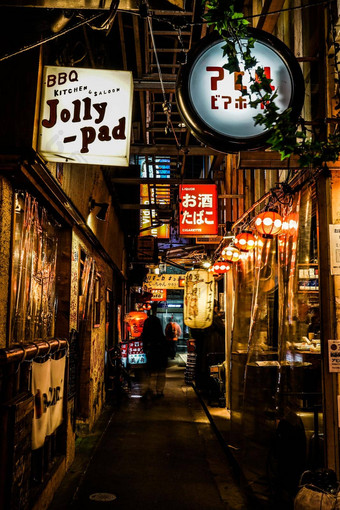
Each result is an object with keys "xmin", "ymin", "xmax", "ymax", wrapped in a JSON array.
[
  {"xmin": 189, "ymin": 39, "xmax": 292, "ymax": 139},
  {"xmin": 38, "ymin": 66, "xmax": 133, "ymax": 166},
  {"xmin": 328, "ymin": 340, "xmax": 340, "ymax": 372},
  {"xmin": 329, "ymin": 224, "xmax": 340, "ymax": 275},
  {"xmin": 144, "ymin": 274, "xmax": 184, "ymax": 290},
  {"xmin": 32, "ymin": 356, "xmax": 66, "ymax": 450}
]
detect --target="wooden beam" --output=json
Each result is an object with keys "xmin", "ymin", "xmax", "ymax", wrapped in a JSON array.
[
  {"xmin": 118, "ymin": 13, "xmax": 128, "ymax": 71},
  {"xmin": 130, "ymin": 145, "xmax": 221, "ymax": 156},
  {"xmin": 239, "ymin": 151, "xmax": 340, "ymax": 169},
  {"xmin": 238, "ymin": 151, "xmax": 300, "ymax": 169},
  {"xmin": 133, "ymin": 80, "xmax": 175, "ymax": 92},
  {"xmin": 256, "ymin": 0, "xmax": 285, "ymax": 33},
  {"xmin": 109, "ymin": 178, "xmax": 213, "ymax": 185}
]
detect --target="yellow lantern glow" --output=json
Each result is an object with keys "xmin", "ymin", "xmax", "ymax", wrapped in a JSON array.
[
  {"xmin": 221, "ymin": 246, "xmax": 240, "ymax": 262},
  {"xmin": 282, "ymin": 212, "xmax": 298, "ymax": 236},
  {"xmin": 235, "ymin": 231, "xmax": 256, "ymax": 251},
  {"xmin": 184, "ymin": 269, "xmax": 214, "ymax": 329}
]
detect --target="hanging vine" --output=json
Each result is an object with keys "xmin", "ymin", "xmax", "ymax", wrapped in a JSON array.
[{"xmin": 203, "ymin": 0, "xmax": 340, "ymax": 168}]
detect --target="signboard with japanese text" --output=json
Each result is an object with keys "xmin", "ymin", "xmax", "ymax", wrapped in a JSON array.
[
  {"xmin": 150, "ymin": 289, "xmax": 167, "ymax": 301},
  {"xmin": 196, "ymin": 236, "xmax": 222, "ymax": 244},
  {"xmin": 329, "ymin": 224, "xmax": 340, "ymax": 275},
  {"xmin": 38, "ymin": 66, "xmax": 133, "ymax": 166},
  {"xmin": 328, "ymin": 340, "xmax": 340, "ymax": 372},
  {"xmin": 176, "ymin": 28, "xmax": 304, "ymax": 153},
  {"xmin": 144, "ymin": 274, "xmax": 185, "ymax": 290},
  {"xmin": 120, "ymin": 341, "xmax": 147, "ymax": 367},
  {"xmin": 179, "ymin": 184, "xmax": 218, "ymax": 237},
  {"xmin": 183, "ymin": 269, "xmax": 214, "ymax": 329},
  {"xmin": 32, "ymin": 356, "xmax": 66, "ymax": 450},
  {"xmin": 128, "ymin": 340, "xmax": 147, "ymax": 365}
]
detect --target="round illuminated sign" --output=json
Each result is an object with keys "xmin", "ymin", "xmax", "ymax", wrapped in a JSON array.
[{"xmin": 176, "ymin": 28, "xmax": 304, "ymax": 153}]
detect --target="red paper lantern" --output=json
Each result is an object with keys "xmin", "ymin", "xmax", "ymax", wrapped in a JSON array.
[
  {"xmin": 124, "ymin": 311, "xmax": 147, "ymax": 338},
  {"xmin": 221, "ymin": 246, "xmax": 240, "ymax": 262},
  {"xmin": 254, "ymin": 211, "xmax": 283, "ymax": 236},
  {"xmin": 142, "ymin": 303, "xmax": 152, "ymax": 311},
  {"xmin": 282, "ymin": 212, "xmax": 298, "ymax": 236},
  {"xmin": 211, "ymin": 261, "xmax": 231, "ymax": 274},
  {"xmin": 235, "ymin": 231, "xmax": 256, "ymax": 251}
]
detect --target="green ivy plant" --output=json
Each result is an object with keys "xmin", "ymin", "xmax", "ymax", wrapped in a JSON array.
[{"xmin": 203, "ymin": 0, "xmax": 340, "ymax": 168}]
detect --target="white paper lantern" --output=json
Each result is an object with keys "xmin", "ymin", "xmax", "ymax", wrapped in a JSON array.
[{"xmin": 184, "ymin": 269, "xmax": 214, "ymax": 329}]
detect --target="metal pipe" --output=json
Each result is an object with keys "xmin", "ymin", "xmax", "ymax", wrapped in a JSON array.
[{"xmin": 0, "ymin": 338, "xmax": 68, "ymax": 365}]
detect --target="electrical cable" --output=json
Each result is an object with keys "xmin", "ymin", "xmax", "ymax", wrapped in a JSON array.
[
  {"xmin": 147, "ymin": 12, "xmax": 166, "ymax": 104},
  {"xmin": 150, "ymin": 0, "xmax": 333, "ymax": 31},
  {"xmin": 1, "ymin": 1, "xmax": 330, "ymax": 63},
  {"xmin": 0, "ymin": 12, "xmax": 104, "ymax": 63},
  {"xmin": 87, "ymin": 0, "xmax": 119, "ymax": 34}
]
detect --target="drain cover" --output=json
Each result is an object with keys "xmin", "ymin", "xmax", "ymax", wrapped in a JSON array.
[{"xmin": 89, "ymin": 493, "xmax": 117, "ymax": 502}]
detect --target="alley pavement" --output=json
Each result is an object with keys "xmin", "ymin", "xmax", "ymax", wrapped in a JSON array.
[{"xmin": 48, "ymin": 357, "xmax": 251, "ymax": 510}]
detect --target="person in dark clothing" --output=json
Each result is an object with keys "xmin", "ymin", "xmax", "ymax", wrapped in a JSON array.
[{"xmin": 141, "ymin": 304, "xmax": 168, "ymax": 398}]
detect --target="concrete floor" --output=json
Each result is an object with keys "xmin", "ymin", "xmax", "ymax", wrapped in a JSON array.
[{"xmin": 49, "ymin": 358, "xmax": 252, "ymax": 510}]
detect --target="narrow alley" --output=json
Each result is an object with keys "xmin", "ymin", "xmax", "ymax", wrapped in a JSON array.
[{"xmin": 48, "ymin": 357, "xmax": 250, "ymax": 510}]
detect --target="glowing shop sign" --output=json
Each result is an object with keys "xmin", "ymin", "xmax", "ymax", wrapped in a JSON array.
[
  {"xmin": 38, "ymin": 66, "xmax": 133, "ymax": 166},
  {"xmin": 144, "ymin": 274, "xmax": 184, "ymax": 290},
  {"xmin": 140, "ymin": 183, "xmax": 170, "ymax": 239},
  {"xmin": 150, "ymin": 289, "xmax": 167, "ymax": 301},
  {"xmin": 176, "ymin": 28, "xmax": 304, "ymax": 153},
  {"xmin": 184, "ymin": 269, "xmax": 214, "ymax": 329},
  {"xmin": 179, "ymin": 184, "xmax": 218, "ymax": 237}
]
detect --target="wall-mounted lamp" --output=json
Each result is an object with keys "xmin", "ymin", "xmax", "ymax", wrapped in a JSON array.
[{"xmin": 88, "ymin": 197, "xmax": 109, "ymax": 221}]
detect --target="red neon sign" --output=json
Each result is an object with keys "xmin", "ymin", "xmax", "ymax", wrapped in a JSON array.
[{"xmin": 179, "ymin": 184, "xmax": 218, "ymax": 237}]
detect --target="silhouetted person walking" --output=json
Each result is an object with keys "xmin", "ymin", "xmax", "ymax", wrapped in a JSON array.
[{"xmin": 141, "ymin": 303, "xmax": 168, "ymax": 398}]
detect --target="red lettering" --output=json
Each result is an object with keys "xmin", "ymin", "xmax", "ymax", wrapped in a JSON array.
[
  {"xmin": 206, "ymin": 66, "xmax": 224, "ymax": 90},
  {"xmin": 234, "ymin": 71, "xmax": 247, "ymax": 92}
]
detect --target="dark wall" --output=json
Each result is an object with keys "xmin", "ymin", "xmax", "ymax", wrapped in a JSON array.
[{"xmin": 0, "ymin": 9, "xmax": 42, "ymax": 152}]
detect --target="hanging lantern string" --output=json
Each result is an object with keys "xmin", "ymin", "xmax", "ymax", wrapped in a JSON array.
[{"xmin": 231, "ymin": 166, "xmax": 318, "ymax": 234}]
